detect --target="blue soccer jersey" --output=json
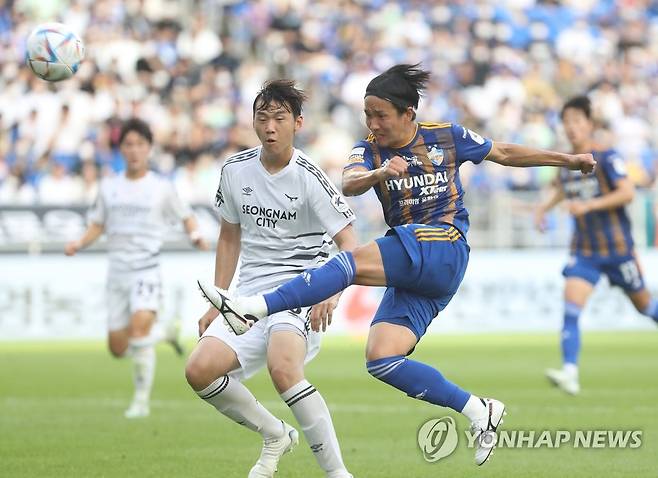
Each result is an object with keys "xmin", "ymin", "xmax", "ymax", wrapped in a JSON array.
[
  {"xmin": 344, "ymin": 122, "xmax": 493, "ymax": 235},
  {"xmin": 558, "ymin": 149, "xmax": 634, "ymax": 257}
]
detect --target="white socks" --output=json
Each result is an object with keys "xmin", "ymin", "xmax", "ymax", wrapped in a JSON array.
[
  {"xmin": 128, "ymin": 337, "xmax": 156, "ymax": 403},
  {"xmin": 237, "ymin": 295, "xmax": 269, "ymax": 319},
  {"xmin": 196, "ymin": 376, "xmax": 283, "ymax": 438},
  {"xmin": 563, "ymin": 363, "xmax": 579, "ymax": 378},
  {"xmin": 281, "ymin": 380, "xmax": 347, "ymax": 474},
  {"xmin": 461, "ymin": 395, "xmax": 487, "ymax": 422}
]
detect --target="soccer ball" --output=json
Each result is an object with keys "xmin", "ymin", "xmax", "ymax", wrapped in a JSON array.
[{"xmin": 26, "ymin": 23, "xmax": 85, "ymax": 82}]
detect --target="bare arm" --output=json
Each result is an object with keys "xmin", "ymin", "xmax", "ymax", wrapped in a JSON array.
[
  {"xmin": 310, "ymin": 223, "xmax": 358, "ymax": 332},
  {"xmin": 183, "ymin": 215, "xmax": 209, "ymax": 250},
  {"xmin": 332, "ymin": 223, "xmax": 357, "ymax": 252},
  {"xmin": 214, "ymin": 219, "xmax": 241, "ymax": 289},
  {"xmin": 534, "ymin": 186, "xmax": 566, "ymax": 232},
  {"xmin": 198, "ymin": 219, "xmax": 241, "ymax": 335},
  {"xmin": 342, "ymin": 167, "xmax": 384, "ymax": 197},
  {"xmin": 342, "ymin": 157, "xmax": 408, "ymax": 196},
  {"xmin": 587, "ymin": 177, "xmax": 635, "ymax": 211},
  {"xmin": 539, "ymin": 185, "xmax": 566, "ymax": 215},
  {"xmin": 486, "ymin": 142, "xmax": 596, "ymax": 173},
  {"xmin": 569, "ymin": 178, "xmax": 635, "ymax": 218},
  {"xmin": 64, "ymin": 223, "xmax": 104, "ymax": 256}
]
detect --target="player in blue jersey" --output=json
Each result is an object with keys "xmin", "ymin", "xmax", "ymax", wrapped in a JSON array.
[
  {"xmin": 535, "ymin": 96, "xmax": 658, "ymax": 395},
  {"xmin": 199, "ymin": 65, "xmax": 596, "ymax": 465}
]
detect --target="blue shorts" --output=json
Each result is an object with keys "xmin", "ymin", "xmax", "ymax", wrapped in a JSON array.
[
  {"xmin": 562, "ymin": 253, "xmax": 645, "ymax": 293},
  {"xmin": 371, "ymin": 224, "xmax": 470, "ymax": 340}
]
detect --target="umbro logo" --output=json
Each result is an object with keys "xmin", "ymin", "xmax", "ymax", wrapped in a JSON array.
[
  {"xmin": 310, "ymin": 443, "xmax": 324, "ymax": 453},
  {"xmin": 285, "ymin": 193, "xmax": 298, "ymax": 202},
  {"xmin": 242, "ymin": 187, "xmax": 253, "ymax": 195}
]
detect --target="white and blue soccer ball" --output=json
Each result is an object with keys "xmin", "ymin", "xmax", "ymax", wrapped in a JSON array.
[{"xmin": 26, "ymin": 22, "xmax": 85, "ymax": 82}]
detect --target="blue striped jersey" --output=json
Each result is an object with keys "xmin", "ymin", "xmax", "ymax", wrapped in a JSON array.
[
  {"xmin": 344, "ymin": 122, "xmax": 493, "ymax": 235},
  {"xmin": 558, "ymin": 149, "xmax": 634, "ymax": 257}
]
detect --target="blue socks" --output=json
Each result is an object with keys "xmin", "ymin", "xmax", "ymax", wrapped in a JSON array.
[
  {"xmin": 264, "ymin": 251, "xmax": 356, "ymax": 315},
  {"xmin": 366, "ymin": 355, "xmax": 471, "ymax": 412},
  {"xmin": 562, "ymin": 302, "xmax": 582, "ymax": 365},
  {"xmin": 642, "ymin": 298, "xmax": 658, "ymax": 324}
]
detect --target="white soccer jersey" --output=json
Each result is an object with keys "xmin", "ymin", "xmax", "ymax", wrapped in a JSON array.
[
  {"xmin": 215, "ymin": 146, "xmax": 355, "ymax": 296},
  {"xmin": 89, "ymin": 171, "xmax": 192, "ymax": 275}
]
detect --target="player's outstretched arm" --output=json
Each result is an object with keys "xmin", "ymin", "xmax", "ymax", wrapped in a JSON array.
[
  {"xmin": 183, "ymin": 216, "xmax": 209, "ymax": 250},
  {"xmin": 486, "ymin": 143, "xmax": 596, "ymax": 174},
  {"xmin": 569, "ymin": 177, "xmax": 635, "ymax": 218},
  {"xmin": 342, "ymin": 156, "xmax": 408, "ymax": 196},
  {"xmin": 64, "ymin": 223, "xmax": 104, "ymax": 256},
  {"xmin": 214, "ymin": 219, "xmax": 241, "ymax": 288},
  {"xmin": 535, "ymin": 186, "xmax": 565, "ymax": 232},
  {"xmin": 198, "ymin": 219, "xmax": 241, "ymax": 335}
]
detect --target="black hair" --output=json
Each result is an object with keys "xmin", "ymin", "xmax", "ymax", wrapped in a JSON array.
[
  {"xmin": 365, "ymin": 63, "xmax": 430, "ymax": 117},
  {"xmin": 253, "ymin": 79, "xmax": 307, "ymax": 118},
  {"xmin": 119, "ymin": 118, "xmax": 153, "ymax": 145},
  {"xmin": 561, "ymin": 96, "xmax": 592, "ymax": 120}
]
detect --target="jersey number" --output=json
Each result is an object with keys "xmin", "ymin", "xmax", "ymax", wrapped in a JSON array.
[{"xmin": 619, "ymin": 260, "xmax": 642, "ymax": 289}]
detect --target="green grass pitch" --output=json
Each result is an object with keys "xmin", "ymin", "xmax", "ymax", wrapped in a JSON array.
[{"xmin": 1, "ymin": 332, "xmax": 656, "ymax": 477}]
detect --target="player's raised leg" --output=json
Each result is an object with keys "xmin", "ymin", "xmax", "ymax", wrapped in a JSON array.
[
  {"xmin": 185, "ymin": 330, "xmax": 297, "ymax": 478},
  {"xmin": 615, "ymin": 255, "xmax": 658, "ymax": 325},
  {"xmin": 546, "ymin": 277, "xmax": 594, "ymax": 395},
  {"xmin": 628, "ymin": 288, "xmax": 658, "ymax": 324},
  {"xmin": 267, "ymin": 329, "xmax": 352, "ymax": 478},
  {"xmin": 198, "ymin": 241, "xmax": 382, "ymax": 323}
]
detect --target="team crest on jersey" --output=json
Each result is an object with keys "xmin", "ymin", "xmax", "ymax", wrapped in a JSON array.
[
  {"xmin": 331, "ymin": 194, "xmax": 350, "ymax": 213},
  {"xmin": 427, "ymin": 146, "xmax": 444, "ymax": 167}
]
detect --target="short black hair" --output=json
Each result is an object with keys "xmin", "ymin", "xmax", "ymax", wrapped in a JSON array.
[
  {"xmin": 365, "ymin": 63, "xmax": 431, "ymax": 117},
  {"xmin": 561, "ymin": 96, "xmax": 592, "ymax": 120},
  {"xmin": 253, "ymin": 79, "xmax": 307, "ymax": 118},
  {"xmin": 119, "ymin": 118, "xmax": 153, "ymax": 144}
]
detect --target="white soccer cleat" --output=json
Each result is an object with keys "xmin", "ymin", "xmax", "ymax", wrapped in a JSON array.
[
  {"xmin": 197, "ymin": 280, "xmax": 257, "ymax": 335},
  {"xmin": 124, "ymin": 399, "xmax": 150, "ymax": 419},
  {"xmin": 545, "ymin": 368, "xmax": 580, "ymax": 395},
  {"xmin": 470, "ymin": 398, "xmax": 506, "ymax": 466},
  {"xmin": 248, "ymin": 422, "xmax": 299, "ymax": 478}
]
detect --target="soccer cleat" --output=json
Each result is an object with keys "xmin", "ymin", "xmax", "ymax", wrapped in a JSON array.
[
  {"xmin": 545, "ymin": 368, "xmax": 580, "ymax": 395},
  {"xmin": 124, "ymin": 399, "xmax": 150, "ymax": 419},
  {"xmin": 164, "ymin": 317, "xmax": 184, "ymax": 356},
  {"xmin": 248, "ymin": 422, "xmax": 299, "ymax": 478},
  {"xmin": 197, "ymin": 280, "xmax": 258, "ymax": 335},
  {"xmin": 470, "ymin": 398, "xmax": 506, "ymax": 466}
]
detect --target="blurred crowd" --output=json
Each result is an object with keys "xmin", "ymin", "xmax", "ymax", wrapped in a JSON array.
[{"xmin": 1, "ymin": 0, "xmax": 657, "ymax": 230}]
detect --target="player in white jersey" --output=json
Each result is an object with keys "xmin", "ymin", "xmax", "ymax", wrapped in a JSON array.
[
  {"xmin": 184, "ymin": 80, "xmax": 357, "ymax": 478},
  {"xmin": 65, "ymin": 118, "xmax": 208, "ymax": 418}
]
